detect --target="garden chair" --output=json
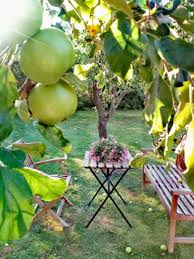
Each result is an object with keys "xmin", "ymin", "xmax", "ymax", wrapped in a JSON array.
[{"xmin": 14, "ymin": 140, "xmax": 73, "ymax": 228}]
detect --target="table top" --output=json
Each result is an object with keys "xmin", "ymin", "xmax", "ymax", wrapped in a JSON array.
[{"xmin": 83, "ymin": 151, "xmax": 132, "ymax": 169}]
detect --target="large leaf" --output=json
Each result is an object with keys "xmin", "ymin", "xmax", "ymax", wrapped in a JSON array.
[
  {"xmin": 17, "ymin": 167, "xmax": 67, "ymax": 202},
  {"xmin": 34, "ymin": 122, "xmax": 72, "ymax": 154},
  {"xmin": 155, "ymin": 37, "xmax": 194, "ymax": 73},
  {"xmin": 12, "ymin": 142, "xmax": 46, "ymax": 159},
  {"xmin": 0, "ymin": 168, "xmax": 34, "ymax": 242},
  {"xmin": 104, "ymin": 18, "xmax": 143, "ymax": 80},
  {"xmin": 0, "ymin": 151, "xmax": 34, "ymax": 242},
  {"xmin": 144, "ymin": 75, "xmax": 173, "ymax": 134},
  {"xmin": 184, "ymin": 120, "xmax": 194, "ymax": 192},
  {"xmin": 0, "ymin": 147, "xmax": 25, "ymax": 169}
]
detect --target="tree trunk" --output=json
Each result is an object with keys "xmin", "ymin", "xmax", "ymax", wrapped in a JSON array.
[{"xmin": 92, "ymin": 81, "xmax": 107, "ymax": 139}]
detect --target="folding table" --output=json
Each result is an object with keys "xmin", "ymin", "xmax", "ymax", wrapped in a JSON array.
[{"xmin": 83, "ymin": 151, "xmax": 132, "ymax": 228}]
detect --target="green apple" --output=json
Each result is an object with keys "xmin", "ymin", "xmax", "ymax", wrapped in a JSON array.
[
  {"xmin": 125, "ymin": 246, "xmax": 132, "ymax": 254},
  {"xmin": 20, "ymin": 28, "xmax": 75, "ymax": 84},
  {"xmin": 0, "ymin": 0, "xmax": 43, "ymax": 45},
  {"xmin": 148, "ymin": 208, "xmax": 153, "ymax": 212},
  {"xmin": 28, "ymin": 80, "xmax": 77, "ymax": 125},
  {"xmin": 160, "ymin": 244, "xmax": 167, "ymax": 252}
]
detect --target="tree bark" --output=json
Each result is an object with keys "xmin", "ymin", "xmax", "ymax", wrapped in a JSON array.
[{"xmin": 92, "ymin": 80, "xmax": 107, "ymax": 139}]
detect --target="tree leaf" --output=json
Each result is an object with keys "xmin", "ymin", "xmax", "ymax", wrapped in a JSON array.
[
  {"xmin": 0, "ymin": 148, "xmax": 25, "ymax": 169},
  {"xmin": 103, "ymin": 0, "xmax": 134, "ymax": 18},
  {"xmin": 171, "ymin": 6, "xmax": 194, "ymax": 34},
  {"xmin": 12, "ymin": 142, "xmax": 46, "ymax": 159},
  {"xmin": 74, "ymin": 63, "xmax": 95, "ymax": 80},
  {"xmin": 0, "ymin": 110, "xmax": 13, "ymax": 142},
  {"xmin": 34, "ymin": 122, "xmax": 72, "ymax": 154},
  {"xmin": 0, "ymin": 167, "xmax": 34, "ymax": 242},
  {"xmin": 183, "ymin": 120, "xmax": 194, "ymax": 192},
  {"xmin": 62, "ymin": 72, "xmax": 87, "ymax": 93},
  {"xmin": 0, "ymin": 65, "xmax": 18, "ymax": 142},
  {"xmin": 74, "ymin": 0, "xmax": 99, "ymax": 8},
  {"xmin": 155, "ymin": 37, "xmax": 194, "ymax": 72},
  {"xmin": 130, "ymin": 152, "xmax": 147, "ymax": 167},
  {"xmin": 135, "ymin": 0, "xmax": 147, "ymax": 9},
  {"xmin": 17, "ymin": 167, "xmax": 67, "ymax": 202},
  {"xmin": 0, "ymin": 65, "xmax": 18, "ymax": 111},
  {"xmin": 103, "ymin": 18, "xmax": 143, "ymax": 80},
  {"xmin": 144, "ymin": 74, "xmax": 173, "ymax": 134}
]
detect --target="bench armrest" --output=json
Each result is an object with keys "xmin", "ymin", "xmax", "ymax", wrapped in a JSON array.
[
  {"xmin": 171, "ymin": 188, "xmax": 193, "ymax": 196},
  {"xmin": 34, "ymin": 155, "xmax": 67, "ymax": 167}
]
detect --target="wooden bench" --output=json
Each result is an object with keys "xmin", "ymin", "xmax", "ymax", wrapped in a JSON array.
[{"xmin": 142, "ymin": 163, "xmax": 194, "ymax": 253}]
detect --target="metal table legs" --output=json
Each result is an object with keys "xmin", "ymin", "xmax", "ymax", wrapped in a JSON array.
[{"xmin": 86, "ymin": 167, "xmax": 132, "ymax": 228}]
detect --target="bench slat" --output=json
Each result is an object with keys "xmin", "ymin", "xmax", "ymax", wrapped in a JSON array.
[
  {"xmin": 157, "ymin": 165, "xmax": 192, "ymax": 216},
  {"xmin": 145, "ymin": 165, "xmax": 171, "ymax": 212}
]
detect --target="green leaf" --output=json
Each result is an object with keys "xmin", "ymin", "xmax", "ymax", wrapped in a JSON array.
[
  {"xmin": 17, "ymin": 167, "xmax": 67, "ymax": 202},
  {"xmin": 62, "ymin": 72, "xmax": 87, "ymax": 92},
  {"xmin": 0, "ymin": 65, "xmax": 18, "ymax": 142},
  {"xmin": 0, "ymin": 65, "xmax": 18, "ymax": 111},
  {"xmin": 12, "ymin": 142, "xmax": 46, "ymax": 159},
  {"xmin": 34, "ymin": 122, "xmax": 72, "ymax": 154},
  {"xmin": 144, "ymin": 75, "xmax": 173, "ymax": 134},
  {"xmin": 0, "ymin": 110, "xmax": 13, "ymax": 142},
  {"xmin": 103, "ymin": 0, "xmax": 134, "ymax": 18},
  {"xmin": 104, "ymin": 18, "xmax": 143, "ymax": 80},
  {"xmin": 171, "ymin": 6, "xmax": 194, "ymax": 34},
  {"xmin": 0, "ymin": 148, "xmax": 25, "ymax": 169},
  {"xmin": 130, "ymin": 152, "xmax": 147, "ymax": 167},
  {"xmin": 184, "ymin": 120, "xmax": 194, "ymax": 192},
  {"xmin": 74, "ymin": 0, "xmax": 99, "ymax": 8},
  {"xmin": 0, "ymin": 167, "xmax": 34, "ymax": 242},
  {"xmin": 135, "ymin": 0, "xmax": 146, "ymax": 9},
  {"xmin": 155, "ymin": 37, "xmax": 194, "ymax": 73},
  {"xmin": 48, "ymin": 0, "xmax": 63, "ymax": 7},
  {"xmin": 74, "ymin": 63, "xmax": 95, "ymax": 80}
]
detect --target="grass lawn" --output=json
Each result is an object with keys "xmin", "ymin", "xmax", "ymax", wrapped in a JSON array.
[{"xmin": 1, "ymin": 110, "xmax": 194, "ymax": 259}]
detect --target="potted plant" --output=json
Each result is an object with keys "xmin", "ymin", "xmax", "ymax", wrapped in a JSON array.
[{"xmin": 89, "ymin": 136, "xmax": 130, "ymax": 163}]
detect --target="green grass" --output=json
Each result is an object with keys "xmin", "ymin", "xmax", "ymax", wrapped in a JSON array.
[{"xmin": 1, "ymin": 110, "xmax": 194, "ymax": 259}]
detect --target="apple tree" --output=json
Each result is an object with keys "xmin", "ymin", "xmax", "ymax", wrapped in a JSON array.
[{"xmin": 0, "ymin": 0, "xmax": 194, "ymax": 242}]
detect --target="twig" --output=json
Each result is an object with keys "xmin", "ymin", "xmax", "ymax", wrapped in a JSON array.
[{"xmin": 0, "ymin": 46, "xmax": 10, "ymax": 61}]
